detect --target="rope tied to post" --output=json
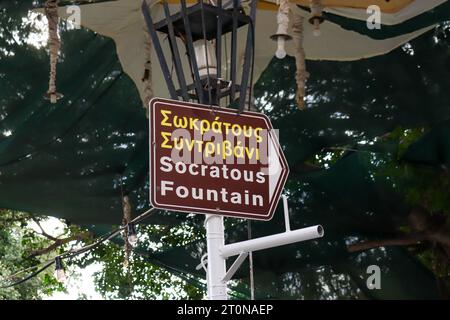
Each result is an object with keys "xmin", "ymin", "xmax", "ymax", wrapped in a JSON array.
[
  {"xmin": 44, "ymin": 0, "xmax": 62, "ymax": 103},
  {"xmin": 292, "ymin": 13, "xmax": 309, "ymax": 110}
]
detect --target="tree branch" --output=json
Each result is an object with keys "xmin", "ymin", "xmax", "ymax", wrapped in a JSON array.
[
  {"xmin": 347, "ymin": 235, "xmax": 423, "ymax": 253},
  {"xmin": 348, "ymin": 206, "xmax": 450, "ymax": 254},
  {"xmin": 31, "ymin": 217, "xmax": 58, "ymax": 241},
  {"xmin": 28, "ymin": 231, "xmax": 91, "ymax": 257}
]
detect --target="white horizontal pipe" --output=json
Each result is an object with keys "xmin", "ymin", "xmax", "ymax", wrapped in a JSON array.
[{"xmin": 220, "ymin": 225, "xmax": 324, "ymax": 258}]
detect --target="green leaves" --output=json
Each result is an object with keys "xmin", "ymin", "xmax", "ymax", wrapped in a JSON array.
[{"xmin": 0, "ymin": 211, "xmax": 63, "ymax": 299}]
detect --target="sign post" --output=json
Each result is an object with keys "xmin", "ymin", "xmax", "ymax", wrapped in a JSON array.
[
  {"xmin": 149, "ymin": 98, "xmax": 323, "ymax": 299},
  {"xmin": 204, "ymin": 215, "xmax": 227, "ymax": 299}
]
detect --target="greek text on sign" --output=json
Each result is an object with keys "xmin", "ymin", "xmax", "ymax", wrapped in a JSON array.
[{"xmin": 149, "ymin": 98, "xmax": 289, "ymax": 221}]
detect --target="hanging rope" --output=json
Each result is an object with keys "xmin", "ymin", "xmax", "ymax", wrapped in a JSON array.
[
  {"xmin": 272, "ymin": 0, "xmax": 292, "ymax": 61},
  {"xmin": 309, "ymin": 0, "xmax": 324, "ymax": 36},
  {"xmin": 142, "ymin": 24, "xmax": 154, "ymax": 117},
  {"xmin": 292, "ymin": 13, "xmax": 309, "ymax": 110},
  {"xmin": 44, "ymin": 0, "xmax": 62, "ymax": 103},
  {"xmin": 122, "ymin": 195, "xmax": 132, "ymax": 268},
  {"xmin": 310, "ymin": 0, "xmax": 323, "ymax": 16},
  {"xmin": 276, "ymin": 0, "xmax": 290, "ymax": 31}
]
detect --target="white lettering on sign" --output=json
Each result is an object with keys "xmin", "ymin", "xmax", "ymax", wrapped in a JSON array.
[{"xmin": 160, "ymin": 179, "xmax": 264, "ymax": 207}]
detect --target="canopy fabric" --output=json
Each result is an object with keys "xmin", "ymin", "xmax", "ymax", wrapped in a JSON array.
[
  {"xmin": 42, "ymin": 0, "xmax": 447, "ymax": 106},
  {"xmin": 162, "ymin": 0, "xmax": 425, "ymax": 15},
  {"xmin": 323, "ymin": 0, "xmax": 446, "ymax": 25},
  {"xmin": 1, "ymin": 1, "xmax": 450, "ymax": 298},
  {"xmin": 317, "ymin": 1, "xmax": 450, "ymax": 40}
]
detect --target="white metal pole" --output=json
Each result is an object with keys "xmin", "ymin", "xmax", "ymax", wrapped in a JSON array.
[
  {"xmin": 282, "ymin": 195, "xmax": 291, "ymax": 231},
  {"xmin": 220, "ymin": 225, "xmax": 324, "ymax": 258},
  {"xmin": 205, "ymin": 214, "xmax": 227, "ymax": 300}
]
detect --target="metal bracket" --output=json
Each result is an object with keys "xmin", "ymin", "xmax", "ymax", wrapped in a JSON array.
[
  {"xmin": 195, "ymin": 253, "xmax": 208, "ymax": 272},
  {"xmin": 222, "ymin": 251, "xmax": 249, "ymax": 282},
  {"xmin": 201, "ymin": 195, "xmax": 323, "ymax": 299},
  {"xmin": 219, "ymin": 196, "xmax": 324, "ymax": 259},
  {"xmin": 219, "ymin": 196, "xmax": 297, "ymax": 281},
  {"xmin": 282, "ymin": 194, "xmax": 291, "ymax": 232}
]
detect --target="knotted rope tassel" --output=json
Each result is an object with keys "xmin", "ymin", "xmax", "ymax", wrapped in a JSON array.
[
  {"xmin": 277, "ymin": 0, "xmax": 290, "ymax": 20},
  {"xmin": 292, "ymin": 14, "xmax": 309, "ymax": 110},
  {"xmin": 276, "ymin": 0, "xmax": 291, "ymax": 39},
  {"xmin": 309, "ymin": 0, "xmax": 324, "ymax": 36},
  {"xmin": 142, "ymin": 24, "xmax": 154, "ymax": 117},
  {"xmin": 122, "ymin": 195, "xmax": 132, "ymax": 268},
  {"xmin": 44, "ymin": 0, "xmax": 62, "ymax": 103}
]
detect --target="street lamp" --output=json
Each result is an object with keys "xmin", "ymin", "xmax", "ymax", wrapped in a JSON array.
[
  {"xmin": 141, "ymin": 0, "xmax": 257, "ymax": 112},
  {"xmin": 142, "ymin": 1, "xmax": 325, "ymax": 301}
]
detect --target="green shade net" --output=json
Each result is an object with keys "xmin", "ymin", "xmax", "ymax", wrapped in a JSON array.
[
  {"xmin": 1, "ymin": 1, "xmax": 449, "ymax": 299},
  {"xmin": 403, "ymin": 119, "xmax": 450, "ymax": 167}
]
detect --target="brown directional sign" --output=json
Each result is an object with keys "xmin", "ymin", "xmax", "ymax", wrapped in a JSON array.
[{"xmin": 149, "ymin": 98, "xmax": 289, "ymax": 221}]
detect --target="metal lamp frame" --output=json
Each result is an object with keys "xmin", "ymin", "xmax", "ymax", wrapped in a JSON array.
[{"xmin": 141, "ymin": 0, "xmax": 257, "ymax": 112}]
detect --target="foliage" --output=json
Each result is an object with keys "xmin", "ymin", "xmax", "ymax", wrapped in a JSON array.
[
  {"xmin": 0, "ymin": 210, "xmax": 64, "ymax": 299},
  {"xmin": 0, "ymin": 210, "xmax": 206, "ymax": 300},
  {"xmin": 71, "ymin": 221, "xmax": 205, "ymax": 300},
  {"xmin": 379, "ymin": 127, "xmax": 450, "ymax": 213}
]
